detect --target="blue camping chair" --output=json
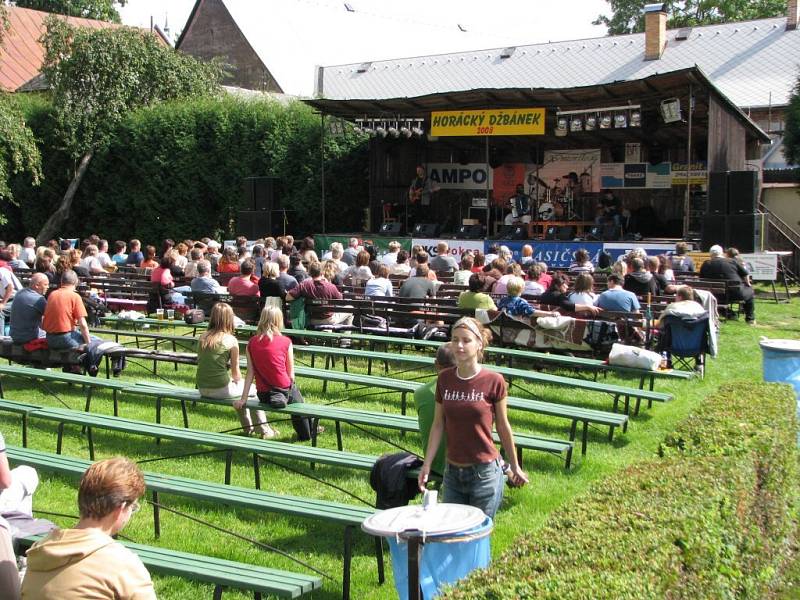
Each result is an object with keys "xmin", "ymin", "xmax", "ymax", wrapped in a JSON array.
[{"xmin": 657, "ymin": 314, "xmax": 710, "ymax": 378}]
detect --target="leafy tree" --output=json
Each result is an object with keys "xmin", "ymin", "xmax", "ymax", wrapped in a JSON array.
[
  {"xmin": 784, "ymin": 75, "xmax": 800, "ymax": 167},
  {"xmin": 35, "ymin": 16, "xmax": 223, "ymax": 243},
  {"xmin": 14, "ymin": 0, "xmax": 126, "ymax": 23},
  {"xmin": 594, "ymin": 0, "xmax": 785, "ymax": 35}
]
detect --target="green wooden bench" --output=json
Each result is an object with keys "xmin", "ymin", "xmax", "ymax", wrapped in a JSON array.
[
  {"xmin": 16, "ymin": 534, "xmax": 322, "ymax": 599},
  {"xmin": 133, "ymin": 382, "xmax": 575, "ymax": 469},
  {"xmin": 7, "ymin": 445, "xmax": 380, "ymax": 600}
]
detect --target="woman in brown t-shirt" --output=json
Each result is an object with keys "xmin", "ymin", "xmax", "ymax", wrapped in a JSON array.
[{"xmin": 418, "ymin": 317, "xmax": 528, "ymax": 518}]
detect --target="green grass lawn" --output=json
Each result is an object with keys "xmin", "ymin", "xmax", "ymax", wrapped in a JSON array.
[{"xmin": 2, "ymin": 297, "xmax": 796, "ymax": 599}]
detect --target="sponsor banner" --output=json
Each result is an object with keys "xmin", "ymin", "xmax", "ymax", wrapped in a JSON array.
[
  {"xmin": 315, "ymin": 235, "xmax": 412, "ymax": 261},
  {"xmin": 601, "ymin": 162, "xmax": 672, "ymax": 189},
  {"xmin": 430, "ymin": 108, "xmax": 546, "ymax": 137},
  {"xmin": 671, "ymin": 161, "xmax": 708, "ymax": 185},
  {"xmin": 496, "ymin": 240, "xmax": 604, "ymax": 268},
  {"xmin": 623, "ymin": 163, "xmax": 647, "ymax": 187},
  {"xmin": 412, "ymin": 238, "xmax": 484, "ymax": 258},
  {"xmin": 741, "ymin": 253, "xmax": 778, "ymax": 281},
  {"xmin": 427, "ymin": 163, "xmax": 493, "ymax": 190},
  {"xmin": 532, "ymin": 150, "xmax": 602, "ymax": 198},
  {"xmin": 645, "ymin": 162, "xmax": 672, "ymax": 188},
  {"xmin": 602, "ymin": 242, "xmax": 676, "ymax": 263}
]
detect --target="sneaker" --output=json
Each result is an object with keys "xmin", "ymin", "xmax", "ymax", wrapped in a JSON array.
[{"xmin": 747, "ymin": 319, "xmax": 757, "ymax": 326}]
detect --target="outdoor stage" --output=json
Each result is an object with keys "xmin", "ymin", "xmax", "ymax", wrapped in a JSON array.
[{"xmin": 316, "ymin": 233, "xmax": 683, "ymax": 269}]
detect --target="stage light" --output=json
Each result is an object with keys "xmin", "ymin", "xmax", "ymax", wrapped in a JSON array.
[
  {"xmin": 374, "ymin": 124, "xmax": 387, "ymax": 137},
  {"xmin": 388, "ymin": 121, "xmax": 400, "ymax": 138},
  {"xmin": 660, "ymin": 98, "xmax": 682, "ymax": 123},
  {"xmin": 630, "ymin": 110, "xmax": 641, "ymax": 127},
  {"xmin": 570, "ymin": 117, "xmax": 583, "ymax": 132},
  {"xmin": 614, "ymin": 113, "xmax": 627, "ymax": 128},
  {"xmin": 585, "ymin": 115, "xmax": 597, "ymax": 131},
  {"xmin": 400, "ymin": 122, "xmax": 412, "ymax": 138},
  {"xmin": 599, "ymin": 115, "xmax": 612, "ymax": 129},
  {"xmin": 411, "ymin": 124, "xmax": 424, "ymax": 136},
  {"xmin": 555, "ymin": 117, "xmax": 568, "ymax": 136}
]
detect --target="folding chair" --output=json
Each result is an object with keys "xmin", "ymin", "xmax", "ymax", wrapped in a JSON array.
[{"xmin": 657, "ymin": 314, "xmax": 710, "ymax": 377}]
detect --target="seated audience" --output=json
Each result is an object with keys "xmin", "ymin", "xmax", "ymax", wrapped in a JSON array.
[
  {"xmin": 389, "ymin": 250, "xmax": 411, "ymax": 276},
  {"xmin": 20, "ymin": 237, "xmax": 36, "ymax": 266},
  {"xmin": 647, "ymin": 256, "xmax": 674, "ymax": 295},
  {"xmin": 42, "ymin": 270, "xmax": 94, "ymax": 350},
  {"xmin": 287, "ymin": 254, "xmax": 308, "ymax": 283},
  {"xmin": 457, "ymin": 274, "xmax": 497, "ymax": 310},
  {"xmin": 669, "ymin": 241, "xmax": 695, "ymax": 273},
  {"xmin": 568, "ymin": 273, "xmax": 597, "ymax": 305},
  {"xmin": 410, "ymin": 252, "xmax": 438, "ymax": 280},
  {"xmin": 139, "ymin": 245, "xmax": 158, "ymax": 269},
  {"xmin": 519, "ymin": 244, "xmax": 535, "ymax": 266},
  {"xmin": 453, "ymin": 255, "xmax": 474, "ymax": 286},
  {"xmin": 700, "ymin": 244, "xmax": 755, "ymax": 324},
  {"xmin": 328, "ymin": 243, "xmax": 349, "ymax": 273},
  {"xmin": 537, "ymin": 262, "xmax": 552, "ymax": 289},
  {"xmin": 659, "ymin": 285, "xmax": 706, "ymax": 321},
  {"xmin": 197, "ymin": 303, "xmax": 273, "ymax": 437},
  {"xmin": 342, "ymin": 237, "xmax": 360, "ymax": 265},
  {"xmin": 624, "ymin": 257, "xmax": 658, "ymax": 298},
  {"xmin": 365, "ymin": 245, "xmax": 381, "ymax": 275},
  {"xmin": 125, "ymin": 239, "xmax": 144, "ymax": 266},
  {"xmin": 96, "ymin": 240, "xmax": 114, "ymax": 270},
  {"xmin": 173, "ymin": 243, "xmax": 189, "ymax": 270},
  {"xmin": 286, "ymin": 262, "xmax": 353, "ymax": 326},
  {"xmin": 5, "ymin": 244, "xmax": 27, "ymax": 270},
  {"xmin": 58, "ymin": 248, "xmax": 89, "ymax": 278},
  {"xmin": 381, "ymin": 241, "xmax": 401, "ymax": 266},
  {"xmin": 657, "ymin": 254, "xmax": 675, "ymax": 282},
  {"xmin": 365, "ymin": 265, "xmax": 393, "ymax": 297},
  {"xmin": 21, "ymin": 457, "xmax": 155, "ymax": 600},
  {"xmin": 34, "ymin": 250, "xmax": 58, "ymax": 285},
  {"xmin": 9, "ymin": 273, "xmax": 48, "ymax": 345},
  {"xmin": 399, "ymin": 264, "xmax": 438, "ymax": 299},
  {"xmin": 429, "ymin": 242, "xmax": 459, "ymax": 273},
  {"xmin": 568, "ymin": 249, "xmax": 594, "ymax": 274},
  {"xmin": 216, "ymin": 246, "xmax": 240, "ymax": 273},
  {"xmin": 497, "ymin": 276, "xmax": 535, "ymax": 317},
  {"xmin": 595, "ymin": 274, "xmax": 641, "ymax": 313},
  {"xmin": 183, "ymin": 248, "xmax": 204, "ymax": 279},
  {"xmin": 471, "ymin": 252, "xmax": 486, "ymax": 273},
  {"xmin": 111, "ymin": 241, "xmax": 128, "ymax": 267},
  {"xmin": 250, "ymin": 245, "xmax": 266, "ymax": 278},
  {"xmin": 259, "ymin": 255, "xmax": 298, "ymax": 299},
  {"xmin": 321, "ymin": 259, "xmax": 344, "ymax": 287},
  {"xmin": 0, "ymin": 262, "xmax": 22, "ymax": 334},
  {"xmin": 523, "ymin": 264, "xmax": 546, "ymax": 296},
  {"xmin": 540, "ymin": 275, "xmax": 600, "ymax": 315},
  {"xmin": 299, "ymin": 237, "xmax": 318, "ymax": 265},
  {"xmin": 343, "ymin": 250, "xmax": 374, "ymax": 284},
  {"xmin": 227, "ymin": 259, "xmax": 260, "ymax": 297},
  {"xmin": 190, "ymin": 260, "xmax": 223, "ymax": 294}
]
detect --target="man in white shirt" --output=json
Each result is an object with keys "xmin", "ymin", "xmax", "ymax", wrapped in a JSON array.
[
  {"xmin": 381, "ymin": 241, "xmax": 401, "ymax": 266},
  {"xmin": 0, "ymin": 266, "xmax": 22, "ymax": 334},
  {"xmin": 96, "ymin": 239, "xmax": 115, "ymax": 270},
  {"xmin": 20, "ymin": 237, "xmax": 36, "ymax": 266},
  {"xmin": 342, "ymin": 237, "xmax": 360, "ymax": 266}
]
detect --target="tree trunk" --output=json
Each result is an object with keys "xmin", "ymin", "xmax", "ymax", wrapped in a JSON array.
[{"xmin": 36, "ymin": 150, "xmax": 94, "ymax": 245}]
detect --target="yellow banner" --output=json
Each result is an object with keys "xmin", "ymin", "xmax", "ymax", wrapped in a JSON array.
[{"xmin": 431, "ymin": 108, "xmax": 545, "ymax": 137}]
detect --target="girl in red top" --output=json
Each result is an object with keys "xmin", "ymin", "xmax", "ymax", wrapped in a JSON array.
[
  {"xmin": 236, "ymin": 305, "xmax": 292, "ymax": 432},
  {"xmin": 217, "ymin": 247, "xmax": 240, "ymax": 273},
  {"xmin": 139, "ymin": 245, "xmax": 158, "ymax": 269},
  {"xmin": 418, "ymin": 317, "xmax": 528, "ymax": 518}
]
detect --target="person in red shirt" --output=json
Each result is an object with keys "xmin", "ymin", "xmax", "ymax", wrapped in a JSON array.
[
  {"xmin": 418, "ymin": 317, "xmax": 528, "ymax": 518},
  {"xmin": 286, "ymin": 262, "xmax": 353, "ymax": 326},
  {"xmin": 227, "ymin": 259, "xmax": 260, "ymax": 297}
]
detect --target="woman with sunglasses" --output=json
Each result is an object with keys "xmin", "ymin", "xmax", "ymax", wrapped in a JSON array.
[{"xmin": 418, "ymin": 317, "xmax": 528, "ymax": 518}]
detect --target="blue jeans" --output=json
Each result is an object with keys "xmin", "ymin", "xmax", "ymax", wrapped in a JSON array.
[
  {"xmin": 442, "ymin": 458, "xmax": 505, "ymax": 518},
  {"xmin": 46, "ymin": 331, "xmax": 86, "ymax": 350}
]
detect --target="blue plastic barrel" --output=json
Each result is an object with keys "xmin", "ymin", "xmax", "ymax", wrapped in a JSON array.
[
  {"xmin": 387, "ymin": 517, "xmax": 493, "ymax": 600},
  {"xmin": 760, "ymin": 338, "xmax": 800, "ymax": 444}
]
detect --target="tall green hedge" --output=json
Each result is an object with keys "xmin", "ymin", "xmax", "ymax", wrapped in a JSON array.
[
  {"xmin": 445, "ymin": 382, "xmax": 798, "ymax": 599},
  {"xmin": 2, "ymin": 94, "xmax": 368, "ymax": 242}
]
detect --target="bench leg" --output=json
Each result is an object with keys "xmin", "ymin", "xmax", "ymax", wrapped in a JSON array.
[
  {"xmin": 104, "ymin": 355, "xmax": 110, "ymax": 379},
  {"xmin": 0, "ymin": 377, "xmax": 5, "ymax": 398},
  {"xmin": 568, "ymin": 419, "xmax": 578, "ymax": 443},
  {"xmin": 180, "ymin": 400, "xmax": 189, "ymax": 428},
  {"xmin": 624, "ymin": 395, "xmax": 631, "ymax": 416},
  {"xmin": 322, "ymin": 356, "xmax": 329, "ymax": 393},
  {"xmin": 224, "ymin": 450, "xmax": 233, "ymax": 485},
  {"xmin": 172, "ymin": 340, "xmax": 178, "ymax": 371},
  {"xmin": 581, "ymin": 422, "xmax": 589, "ymax": 456},
  {"xmin": 612, "ymin": 394, "xmax": 620, "ymax": 413},
  {"xmin": 335, "ymin": 421, "xmax": 343, "ymax": 451},
  {"xmin": 649, "ymin": 375, "xmax": 655, "ymax": 392},
  {"xmin": 21, "ymin": 414, "xmax": 27, "ymax": 448},
  {"xmin": 87, "ymin": 427, "xmax": 95, "ymax": 461},
  {"xmin": 375, "ymin": 536, "xmax": 385, "ymax": 584},
  {"xmin": 56, "ymin": 422, "xmax": 64, "ymax": 454},
  {"xmin": 608, "ymin": 424, "xmax": 616, "ymax": 442},
  {"xmin": 633, "ymin": 396, "xmax": 642, "ymax": 416},
  {"xmin": 342, "ymin": 526, "xmax": 353, "ymax": 600},
  {"xmin": 152, "ymin": 490, "xmax": 161, "ymax": 538},
  {"xmin": 564, "ymin": 445, "xmax": 573, "ymax": 470},
  {"xmin": 254, "ymin": 593, "xmax": 262, "ymax": 600},
  {"xmin": 112, "ymin": 390, "xmax": 119, "ymax": 417},
  {"xmin": 213, "ymin": 585, "xmax": 223, "ymax": 600},
  {"xmin": 252, "ymin": 453, "xmax": 261, "ymax": 490},
  {"xmin": 401, "ymin": 392, "xmax": 407, "ymax": 416},
  {"xmin": 155, "ymin": 397, "xmax": 162, "ymax": 445}
]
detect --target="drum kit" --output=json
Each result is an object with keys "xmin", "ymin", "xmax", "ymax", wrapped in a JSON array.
[{"xmin": 535, "ymin": 173, "xmax": 582, "ymax": 222}]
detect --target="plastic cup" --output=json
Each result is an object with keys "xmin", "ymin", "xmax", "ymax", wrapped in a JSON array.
[
  {"xmin": 166, "ymin": 309, "xmax": 175, "ymax": 320},
  {"xmin": 156, "ymin": 309, "xmax": 164, "ymax": 320}
]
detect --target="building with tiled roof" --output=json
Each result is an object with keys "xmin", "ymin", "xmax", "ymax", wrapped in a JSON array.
[{"xmin": 0, "ymin": 5, "xmax": 168, "ymax": 93}]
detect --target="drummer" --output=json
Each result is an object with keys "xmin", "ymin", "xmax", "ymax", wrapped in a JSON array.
[{"xmin": 504, "ymin": 184, "xmax": 531, "ymax": 226}]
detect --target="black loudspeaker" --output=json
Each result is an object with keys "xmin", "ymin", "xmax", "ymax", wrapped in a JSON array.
[
  {"xmin": 727, "ymin": 213, "xmax": 764, "ymax": 253},
  {"xmin": 237, "ymin": 211, "xmax": 272, "ymax": 239},
  {"xmin": 511, "ymin": 225, "xmax": 528, "ymax": 240},
  {"xmin": 413, "ymin": 223, "xmax": 439, "ymax": 237},
  {"xmin": 380, "ymin": 222, "xmax": 402, "ymax": 235},
  {"xmin": 544, "ymin": 226, "xmax": 558, "ymax": 240},
  {"xmin": 457, "ymin": 224, "xmax": 485, "ymax": 239},
  {"xmin": 701, "ymin": 215, "xmax": 727, "ymax": 251},
  {"xmin": 727, "ymin": 171, "xmax": 758, "ymax": 214},
  {"xmin": 244, "ymin": 177, "xmax": 277, "ymax": 211},
  {"xmin": 494, "ymin": 225, "xmax": 515, "ymax": 239},
  {"xmin": 585, "ymin": 226, "xmax": 603, "ymax": 241},
  {"xmin": 557, "ymin": 226, "xmax": 576, "ymax": 241},
  {"xmin": 707, "ymin": 172, "xmax": 728, "ymax": 215}
]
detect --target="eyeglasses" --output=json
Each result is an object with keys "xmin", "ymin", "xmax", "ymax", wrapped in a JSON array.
[{"xmin": 126, "ymin": 501, "xmax": 141, "ymax": 514}]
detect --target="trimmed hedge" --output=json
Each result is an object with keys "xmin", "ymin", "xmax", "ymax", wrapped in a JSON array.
[{"xmin": 444, "ymin": 382, "xmax": 798, "ymax": 599}]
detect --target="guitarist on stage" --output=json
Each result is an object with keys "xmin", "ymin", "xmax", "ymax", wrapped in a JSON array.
[{"xmin": 407, "ymin": 165, "xmax": 438, "ymax": 224}]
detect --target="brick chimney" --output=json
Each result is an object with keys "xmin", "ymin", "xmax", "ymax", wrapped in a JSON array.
[
  {"xmin": 644, "ymin": 3, "xmax": 668, "ymax": 60},
  {"xmin": 788, "ymin": 0, "xmax": 799, "ymax": 30}
]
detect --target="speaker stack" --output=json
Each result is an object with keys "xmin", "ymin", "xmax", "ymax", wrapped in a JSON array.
[
  {"xmin": 238, "ymin": 177, "xmax": 280, "ymax": 238},
  {"xmin": 413, "ymin": 223, "xmax": 440, "ymax": 237},
  {"xmin": 702, "ymin": 170, "xmax": 763, "ymax": 252}
]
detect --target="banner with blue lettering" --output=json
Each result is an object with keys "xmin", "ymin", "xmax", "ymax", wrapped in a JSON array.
[
  {"xmin": 602, "ymin": 242, "xmax": 676, "ymax": 263},
  {"xmin": 491, "ymin": 240, "xmax": 604, "ymax": 268}
]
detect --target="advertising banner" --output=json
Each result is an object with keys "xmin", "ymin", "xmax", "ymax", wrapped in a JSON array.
[
  {"xmin": 741, "ymin": 253, "xmax": 778, "ymax": 281},
  {"xmin": 498, "ymin": 240, "xmax": 604, "ymax": 268},
  {"xmin": 315, "ymin": 235, "xmax": 412, "ymax": 261},
  {"xmin": 602, "ymin": 242, "xmax": 676, "ymax": 263},
  {"xmin": 412, "ymin": 238, "xmax": 485, "ymax": 258},
  {"xmin": 427, "ymin": 163, "xmax": 493, "ymax": 190},
  {"xmin": 671, "ymin": 161, "xmax": 708, "ymax": 185},
  {"xmin": 430, "ymin": 108, "xmax": 545, "ymax": 137},
  {"xmin": 530, "ymin": 150, "xmax": 602, "ymax": 198},
  {"xmin": 601, "ymin": 163, "xmax": 671, "ymax": 189}
]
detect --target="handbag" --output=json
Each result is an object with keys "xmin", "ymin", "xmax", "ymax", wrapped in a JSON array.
[{"xmin": 184, "ymin": 308, "xmax": 205, "ymax": 324}]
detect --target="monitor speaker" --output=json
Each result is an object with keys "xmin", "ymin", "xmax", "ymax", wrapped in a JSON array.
[
  {"xmin": 701, "ymin": 215, "xmax": 727, "ymax": 251},
  {"xmin": 413, "ymin": 223, "xmax": 439, "ymax": 237},
  {"xmin": 244, "ymin": 177, "xmax": 277, "ymax": 211},
  {"xmin": 707, "ymin": 172, "xmax": 728, "ymax": 215},
  {"xmin": 544, "ymin": 226, "xmax": 558, "ymax": 240},
  {"xmin": 237, "ymin": 211, "xmax": 272, "ymax": 240},
  {"xmin": 585, "ymin": 226, "xmax": 603, "ymax": 241},
  {"xmin": 511, "ymin": 225, "xmax": 528, "ymax": 240},
  {"xmin": 557, "ymin": 226, "xmax": 576, "ymax": 241},
  {"xmin": 727, "ymin": 171, "xmax": 758, "ymax": 214},
  {"xmin": 457, "ymin": 224, "xmax": 485, "ymax": 239},
  {"xmin": 727, "ymin": 213, "xmax": 765, "ymax": 253},
  {"xmin": 494, "ymin": 225, "xmax": 515, "ymax": 239},
  {"xmin": 380, "ymin": 222, "xmax": 402, "ymax": 235}
]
